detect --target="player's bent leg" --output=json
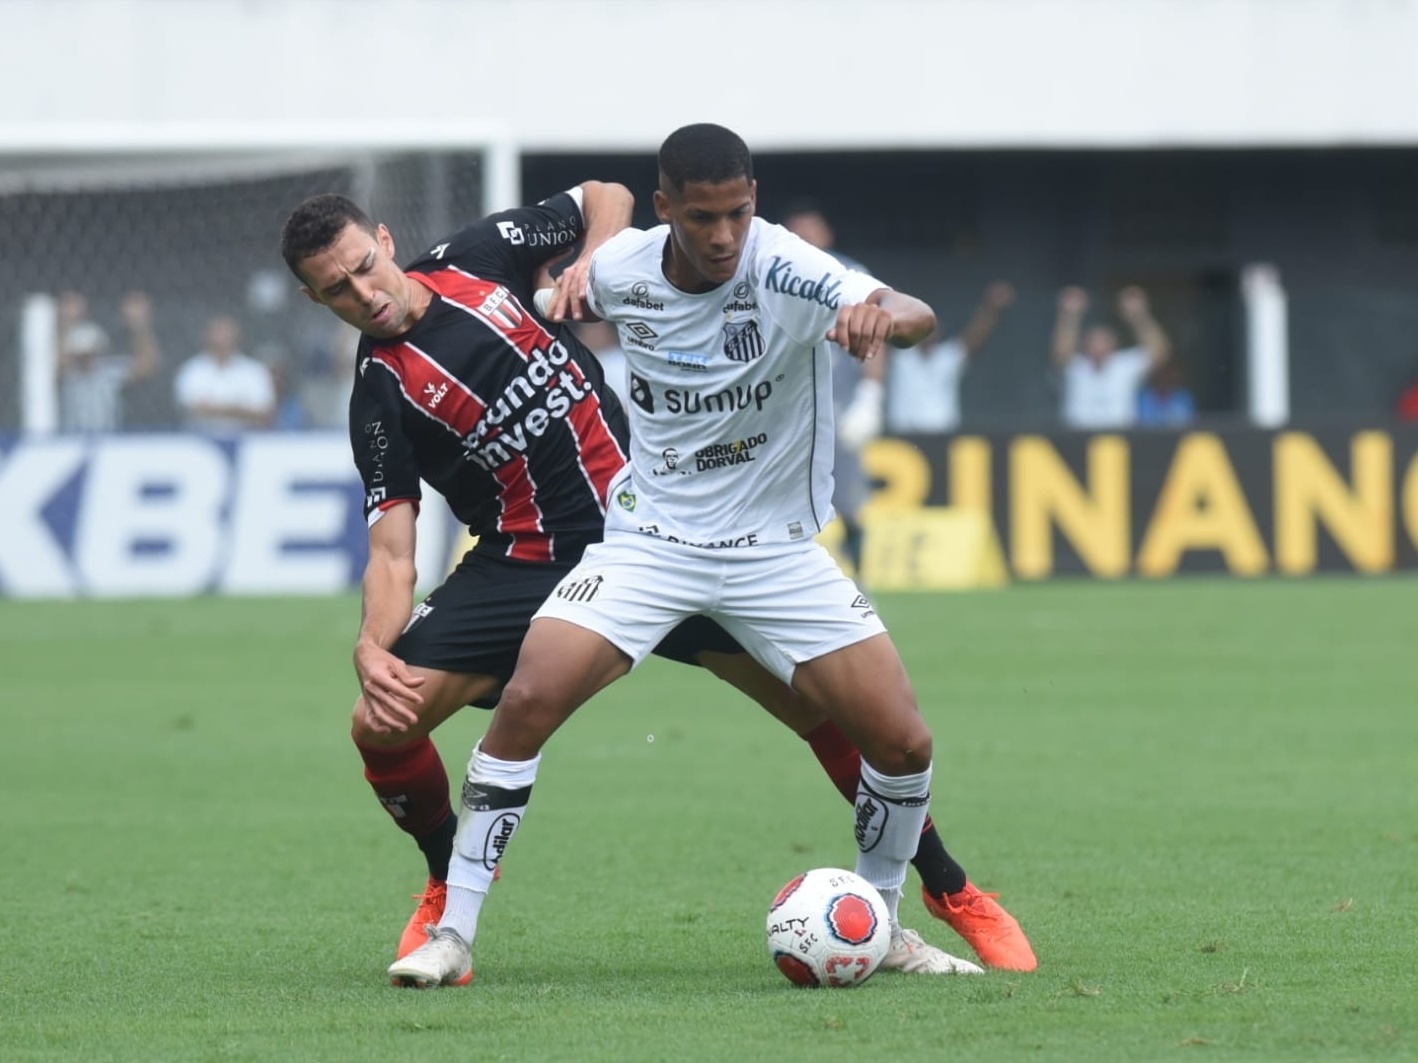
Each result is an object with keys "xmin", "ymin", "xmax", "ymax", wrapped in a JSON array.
[
  {"xmin": 483, "ymin": 618, "xmax": 632, "ymax": 760},
  {"xmin": 789, "ymin": 635, "xmax": 963, "ymax": 968},
  {"xmin": 706, "ymin": 642, "xmax": 1034, "ymax": 969},
  {"xmin": 790, "ymin": 633, "xmax": 930, "ymax": 775},
  {"xmin": 352, "ymin": 668, "xmax": 505, "ymax": 962},
  {"xmin": 417, "ymin": 619, "xmax": 633, "ymax": 979}
]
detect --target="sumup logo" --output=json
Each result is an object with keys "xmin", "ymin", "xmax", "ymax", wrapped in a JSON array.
[{"xmin": 622, "ymin": 281, "xmax": 665, "ymax": 311}]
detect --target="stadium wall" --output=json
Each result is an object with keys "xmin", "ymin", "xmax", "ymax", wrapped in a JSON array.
[
  {"xmin": 866, "ymin": 423, "xmax": 1418, "ymax": 579},
  {"xmin": 3, "ymin": 425, "xmax": 1415, "ymax": 599},
  {"xmin": 2, "ymin": 0, "xmax": 1417, "ymax": 150},
  {"xmin": 0, "ymin": 432, "xmax": 453, "ymax": 599}
]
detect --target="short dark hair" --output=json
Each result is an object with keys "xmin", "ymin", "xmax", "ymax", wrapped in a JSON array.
[
  {"xmin": 658, "ymin": 123, "xmax": 753, "ymax": 192},
  {"xmin": 280, "ymin": 194, "xmax": 377, "ymax": 280}
]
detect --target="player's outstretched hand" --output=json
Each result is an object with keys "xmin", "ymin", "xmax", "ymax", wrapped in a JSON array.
[
  {"xmin": 354, "ymin": 641, "xmax": 426, "ymax": 733},
  {"xmin": 828, "ymin": 302, "xmax": 895, "ymax": 361},
  {"xmin": 539, "ymin": 257, "xmax": 601, "ymax": 323}
]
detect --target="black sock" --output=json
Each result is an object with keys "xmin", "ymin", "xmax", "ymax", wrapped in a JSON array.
[
  {"xmin": 416, "ymin": 810, "xmax": 458, "ymax": 882},
  {"xmin": 913, "ymin": 818, "xmax": 968, "ymax": 898},
  {"xmin": 842, "ymin": 518, "xmax": 865, "ymax": 571}
]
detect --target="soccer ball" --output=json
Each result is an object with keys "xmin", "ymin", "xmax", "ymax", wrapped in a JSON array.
[{"xmin": 766, "ymin": 868, "xmax": 891, "ymax": 987}]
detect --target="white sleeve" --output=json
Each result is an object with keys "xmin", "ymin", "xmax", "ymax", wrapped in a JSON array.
[
  {"xmin": 754, "ymin": 226, "xmax": 884, "ymax": 346},
  {"xmin": 586, "ymin": 248, "xmax": 608, "ymax": 319},
  {"xmin": 586, "ymin": 229, "xmax": 639, "ymax": 321},
  {"xmin": 173, "ymin": 361, "xmax": 199, "ymax": 407}
]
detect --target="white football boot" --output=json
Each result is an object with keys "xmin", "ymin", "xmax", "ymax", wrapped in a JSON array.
[
  {"xmin": 881, "ymin": 926, "xmax": 987, "ymax": 975},
  {"xmin": 387, "ymin": 926, "xmax": 473, "ymax": 988}
]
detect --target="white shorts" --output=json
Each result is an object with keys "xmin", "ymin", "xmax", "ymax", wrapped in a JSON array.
[{"xmin": 533, "ymin": 534, "xmax": 887, "ymax": 684}]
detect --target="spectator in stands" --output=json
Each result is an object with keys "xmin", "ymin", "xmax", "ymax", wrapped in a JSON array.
[
  {"xmin": 1051, "ymin": 285, "xmax": 1171, "ymax": 429},
  {"xmin": 1136, "ymin": 359, "xmax": 1197, "ymax": 427},
  {"xmin": 174, "ymin": 314, "xmax": 276, "ymax": 432},
  {"xmin": 782, "ymin": 202, "xmax": 881, "ymax": 574},
  {"xmin": 57, "ymin": 291, "xmax": 162, "ymax": 433},
  {"xmin": 886, "ymin": 281, "xmax": 1014, "ymax": 434},
  {"xmin": 573, "ymin": 320, "xmax": 629, "ymax": 409}
]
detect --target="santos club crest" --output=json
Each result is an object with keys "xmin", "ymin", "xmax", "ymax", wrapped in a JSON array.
[{"xmin": 722, "ymin": 318, "xmax": 765, "ymax": 362}]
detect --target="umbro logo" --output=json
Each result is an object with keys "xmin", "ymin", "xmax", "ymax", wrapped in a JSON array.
[{"xmin": 624, "ymin": 320, "xmax": 658, "ymax": 350}]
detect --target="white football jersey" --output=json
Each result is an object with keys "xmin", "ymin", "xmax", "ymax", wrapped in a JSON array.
[{"xmin": 587, "ymin": 218, "xmax": 884, "ymax": 548}]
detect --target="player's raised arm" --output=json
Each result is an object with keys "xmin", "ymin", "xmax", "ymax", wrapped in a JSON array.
[
  {"xmin": 828, "ymin": 288, "xmax": 937, "ymax": 362},
  {"xmin": 1052, "ymin": 286, "xmax": 1088, "ymax": 369},
  {"xmin": 1118, "ymin": 285, "xmax": 1172, "ymax": 370},
  {"xmin": 543, "ymin": 180, "xmax": 634, "ymax": 323}
]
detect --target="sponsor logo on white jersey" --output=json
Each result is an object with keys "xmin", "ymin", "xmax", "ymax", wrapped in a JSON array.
[
  {"xmin": 621, "ymin": 281, "xmax": 665, "ymax": 311},
  {"xmin": 763, "ymin": 255, "xmax": 844, "ymax": 310},
  {"xmin": 694, "ymin": 432, "xmax": 767, "ymax": 471},
  {"xmin": 666, "ymin": 351, "xmax": 711, "ymax": 373},
  {"xmin": 664, "ymin": 380, "xmax": 774, "ymax": 416}
]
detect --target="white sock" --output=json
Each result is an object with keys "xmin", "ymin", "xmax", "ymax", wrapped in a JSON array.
[
  {"xmin": 439, "ymin": 741, "xmax": 541, "ymax": 944},
  {"xmin": 854, "ymin": 759, "xmax": 932, "ymax": 930}
]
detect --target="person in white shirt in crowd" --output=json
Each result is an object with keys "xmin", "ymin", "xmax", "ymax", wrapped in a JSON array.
[
  {"xmin": 572, "ymin": 319, "xmax": 630, "ymax": 409},
  {"xmin": 57, "ymin": 291, "xmax": 162, "ymax": 433},
  {"xmin": 887, "ymin": 281, "xmax": 1015, "ymax": 434},
  {"xmin": 781, "ymin": 203, "xmax": 884, "ymax": 574},
  {"xmin": 1051, "ymin": 285, "xmax": 1171, "ymax": 429},
  {"xmin": 174, "ymin": 314, "xmax": 276, "ymax": 432}
]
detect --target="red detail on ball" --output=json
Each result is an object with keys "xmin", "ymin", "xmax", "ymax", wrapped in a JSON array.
[
  {"xmin": 826, "ymin": 893, "xmax": 878, "ymax": 945},
  {"xmin": 771, "ymin": 873, "xmax": 806, "ymax": 911},
  {"xmin": 824, "ymin": 953, "xmax": 874, "ymax": 987},
  {"xmin": 774, "ymin": 951, "xmax": 820, "ymax": 987}
]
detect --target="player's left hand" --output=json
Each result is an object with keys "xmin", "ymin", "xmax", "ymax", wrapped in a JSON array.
[
  {"xmin": 828, "ymin": 303, "xmax": 895, "ymax": 361},
  {"xmin": 543, "ymin": 258, "xmax": 598, "ymax": 323}
]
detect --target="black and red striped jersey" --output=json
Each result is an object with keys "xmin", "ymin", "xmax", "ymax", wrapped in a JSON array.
[{"xmin": 349, "ymin": 191, "xmax": 630, "ymax": 563}]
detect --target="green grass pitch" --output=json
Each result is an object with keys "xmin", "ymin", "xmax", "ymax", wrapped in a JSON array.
[{"xmin": 1, "ymin": 578, "xmax": 1415, "ymax": 1062}]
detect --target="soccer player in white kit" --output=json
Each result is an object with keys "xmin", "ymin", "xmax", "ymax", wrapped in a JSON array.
[{"xmin": 390, "ymin": 123, "xmax": 988, "ymax": 987}]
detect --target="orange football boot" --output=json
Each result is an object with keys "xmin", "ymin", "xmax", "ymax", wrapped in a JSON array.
[
  {"xmin": 398, "ymin": 878, "xmax": 449, "ymax": 960},
  {"xmin": 923, "ymin": 882, "xmax": 1038, "ymax": 971}
]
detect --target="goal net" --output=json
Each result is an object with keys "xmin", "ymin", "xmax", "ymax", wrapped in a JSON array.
[{"xmin": 0, "ymin": 126, "xmax": 517, "ymax": 434}]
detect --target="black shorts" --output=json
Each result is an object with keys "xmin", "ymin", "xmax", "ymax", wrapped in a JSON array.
[{"xmin": 393, "ymin": 551, "xmax": 743, "ymax": 707}]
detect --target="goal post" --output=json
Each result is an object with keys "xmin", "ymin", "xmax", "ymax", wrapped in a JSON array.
[{"xmin": 0, "ymin": 122, "xmax": 519, "ymax": 435}]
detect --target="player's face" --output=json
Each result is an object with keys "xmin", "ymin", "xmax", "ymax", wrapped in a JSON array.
[
  {"xmin": 298, "ymin": 222, "xmax": 422, "ymax": 338},
  {"xmin": 655, "ymin": 177, "xmax": 757, "ymax": 291}
]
